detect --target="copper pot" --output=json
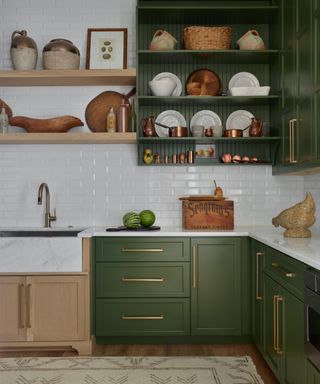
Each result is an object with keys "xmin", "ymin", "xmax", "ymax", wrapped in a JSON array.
[
  {"xmin": 155, "ymin": 122, "xmax": 188, "ymax": 137},
  {"xmin": 224, "ymin": 129, "xmax": 243, "ymax": 137}
]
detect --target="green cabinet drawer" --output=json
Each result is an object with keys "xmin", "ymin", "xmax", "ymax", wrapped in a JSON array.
[
  {"xmin": 95, "ymin": 237, "xmax": 190, "ymax": 262},
  {"xmin": 95, "ymin": 298, "xmax": 190, "ymax": 336},
  {"xmin": 264, "ymin": 247, "xmax": 305, "ymax": 300},
  {"xmin": 96, "ymin": 262, "xmax": 190, "ymax": 297}
]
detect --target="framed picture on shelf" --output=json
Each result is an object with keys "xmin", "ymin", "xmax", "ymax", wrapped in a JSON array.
[
  {"xmin": 86, "ymin": 28, "xmax": 127, "ymax": 69},
  {"xmin": 195, "ymin": 144, "xmax": 216, "ymax": 159}
]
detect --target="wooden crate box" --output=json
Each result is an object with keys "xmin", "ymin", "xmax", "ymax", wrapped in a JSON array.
[{"xmin": 182, "ymin": 199, "xmax": 234, "ymax": 230}]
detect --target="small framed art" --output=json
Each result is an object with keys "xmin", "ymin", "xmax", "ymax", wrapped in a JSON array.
[{"xmin": 86, "ymin": 28, "xmax": 127, "ymax": 69}]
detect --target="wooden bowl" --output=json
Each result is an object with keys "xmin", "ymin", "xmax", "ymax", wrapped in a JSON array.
[{"xmin": 186, "ymin": 68, "xmax": 221, "ymax": 96}]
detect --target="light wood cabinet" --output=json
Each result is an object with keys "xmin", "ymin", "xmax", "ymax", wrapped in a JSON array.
[
  {"xmin": 0, "ymin": 276, "xmax": 26, "ymax": 342},
  {"xmin": 0, "ymin": 239, "xmax": 92, "ymax": 355}
]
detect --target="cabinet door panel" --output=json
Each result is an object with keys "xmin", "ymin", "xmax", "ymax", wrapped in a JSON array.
[
  {"xmin": 307, "ymin": 359, "xmax": 320, "ymax": 384},
  {"xmin": 28, "ymin": 275, "xmax": 88, "ymax": 341},
  {"xmin": 252, "ymin": 241, "xmax": 265, "ymax": 352},
  {"xmin": 0, "ymin": 276, "xmax": 26, "ymax": 341},
  {"xmin": 282, "ymin": 288, "xmax": 305, "ymax": 384},
  {"xmin": 263, "ymin": 274, "xmax": 282, "ymax": 380},
  {"xmin": 191, "ymin": 238, "xmax": 241, "ymax": 336}
]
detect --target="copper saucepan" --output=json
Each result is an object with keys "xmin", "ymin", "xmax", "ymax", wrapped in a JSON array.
[
  {"xmin": 155, "ymin": 122, "xmax": 188, "ymax": 137},
  {"xmin": 224, "ymin": 125, "xmax": 250, "ymax": 138}
]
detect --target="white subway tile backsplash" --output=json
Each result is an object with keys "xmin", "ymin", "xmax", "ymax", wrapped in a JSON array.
[{"xmin": 1, "ymin": 0, "xmax": 317, "ymax": 228}]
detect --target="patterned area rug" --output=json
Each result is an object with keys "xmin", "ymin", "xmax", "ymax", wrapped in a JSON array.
[{"xmin": 0, "ymin": 355, "xmax": 264, "ymax": 384}]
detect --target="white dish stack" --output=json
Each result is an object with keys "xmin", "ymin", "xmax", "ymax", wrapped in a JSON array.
[{"xmin": 228, "ymin": 72, "xmax": 271, "ymax": 96}]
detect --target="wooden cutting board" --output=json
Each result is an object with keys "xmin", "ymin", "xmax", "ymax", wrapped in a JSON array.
[
  {"xmin": 179, "ymin": 195, "xmax": 227, "ymax": 201},
  {"xmin": 85, "ymin": 88, "xmax": 135, "ymax": 132}
]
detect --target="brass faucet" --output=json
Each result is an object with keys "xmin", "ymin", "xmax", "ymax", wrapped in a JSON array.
[{"xmin": 37, "ymin": 182, "xmax": 57, "ymax": 228}]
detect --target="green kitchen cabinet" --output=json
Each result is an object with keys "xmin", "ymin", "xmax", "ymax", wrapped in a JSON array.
[
  {"xmin": 275, "ymin": 0, "xmax": 315, "ymax": 173},
  {"xmin": 190, "ymin": 237, "xmax": 247, "ymax": 336},
  {"xmin": 251, "ymin": 239, "xmax": 265, "ymax": 353},
  {"xmin": 93, "ymin": 237, "xmax": 190, "ymax": 339},
  {"xmin": 307, "ymin": 359, "xmax": 320, "ymax": 384},
  {"xmin": 136, "ymin": 0, "xmax": 281, "ymax": 166},
  {"xmin": 263, "ymin": 252, "xmax": 306, "ymax": 384}
]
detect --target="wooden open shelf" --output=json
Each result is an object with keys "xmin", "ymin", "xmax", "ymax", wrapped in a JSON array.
[
  {"xmin": 0, "ymin": 69, "xmax": 136, "ymax": 86},
  {"xmin": 0, "ymin": 132, "xmax": 137, "ymax": 144}
]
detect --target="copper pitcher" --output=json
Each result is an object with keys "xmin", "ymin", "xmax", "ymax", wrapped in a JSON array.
[
  {"xmin": 141, "ymin": 116, "xmax": 156, "ymax": 137},
  {"xmin": 249, "ymin": 117, "xmax": 263, "ymax": 137}
]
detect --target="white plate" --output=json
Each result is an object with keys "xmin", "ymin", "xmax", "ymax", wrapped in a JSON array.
[
  {"xmin": 152, "ymin": 72, "xmax": 182, "ymax": 96},
  {"xmin": 155, "ymin": 110, "xmax": 187, "ymax": 137},
  {"xmin": 226, "ymin": 110, "xmax": 255, "ymax": 137},
  {"xmin": 228, "ymin": 72, "xmax": 260, "ymax": 90},
  {"xmin": 229, "ymin": 86, "xmax": 270, "ymax": 96},
  {"xmin": 190, "ymin": 110, "xmax": 222, "ymax": 130}
]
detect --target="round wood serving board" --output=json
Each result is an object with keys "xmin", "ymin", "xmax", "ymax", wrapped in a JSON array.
[{"xmin": 85, "ymin": 88, "xmax": 135, "ymax": 132}]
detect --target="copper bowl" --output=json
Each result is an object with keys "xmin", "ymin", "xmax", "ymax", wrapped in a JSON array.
[{"xmin": 224, "ymin": 129, "xmax": 243, "ymax": 138}]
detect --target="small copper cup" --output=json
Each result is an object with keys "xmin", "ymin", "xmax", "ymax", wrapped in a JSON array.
[{"xmin": 204, "ymin": 127, "xmax": 213, "ymax": 137}]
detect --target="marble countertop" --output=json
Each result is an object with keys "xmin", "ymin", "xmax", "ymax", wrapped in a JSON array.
[{"xmin": 78, "ymin": 225, "xmax": 320, "ymax": 270}]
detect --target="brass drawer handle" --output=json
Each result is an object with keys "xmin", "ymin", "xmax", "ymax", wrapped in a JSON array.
[
  {"xmin": 276, "ymin": 296, "xmax": 283, "ymax": 355},
  {"xmin": 121, "ymin": 248, "xmax": 164, "ymax": 252},
  {"xmin": 273, "ymin": 295, "xmax": 277, "ymax": 351},
  {"xmin": 121, "ymin": 315, "xmax": 164, "ymax": 320},
  {"xmin": 19, "ymin": 283, "xmax": 24, "ymax": 329},
  {"xmin": 271, "ymin": 262, "xmax": 296, "ymax": 278},
  {"xmin": 121, "ymin": 277, "xmax": 165, "ymax": 282},
  {"xmin": 256, "ymin": 252, "xmax": 263, "ymax": 300}
]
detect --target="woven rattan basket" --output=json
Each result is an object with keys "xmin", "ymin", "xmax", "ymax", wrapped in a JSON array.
[{"xmin": 184, "ymin": 26, "xmax": 232, "ymax": 50}]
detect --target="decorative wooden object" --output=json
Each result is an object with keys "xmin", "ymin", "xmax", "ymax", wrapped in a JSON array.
[
  {"xmin": 9, "ymin": 115, "xmax": 83, "ymax": 133},
  {"xmin": 181, "ymin": 197, "xmax": 234, "ymax": 230},
  {"xmin": 272, "ymin": 192, "xmax": 316, "ymax": 238},
  {"xmin": 0, "ymin": 98, "xmax": 13, "ymax": 118}
]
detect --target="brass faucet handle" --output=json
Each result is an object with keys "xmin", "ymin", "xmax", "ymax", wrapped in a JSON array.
[{"xmin": 49, "ymin": 208, "xmax": 57, "ymax": 223}]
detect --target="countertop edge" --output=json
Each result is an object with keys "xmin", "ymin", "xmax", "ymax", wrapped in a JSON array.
[{"xmin": 78, "ymin": 226, "xmax": 320, "ymax": 270}]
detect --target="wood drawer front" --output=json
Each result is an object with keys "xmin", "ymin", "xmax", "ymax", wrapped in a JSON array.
[
  {"xmin": 264, "ymin": 247, "xmax": 305, "ymax": 299},
  {"xmin": 95, "ymin": 299, "xmax": 190, "ymax": 336},
  {"xmin": 96, "ymin": 263, "xmax": 190, "ymax": 297},
  {"xmin": 94, "ymin": 237, "xmax": 190, "ymax": 262}
]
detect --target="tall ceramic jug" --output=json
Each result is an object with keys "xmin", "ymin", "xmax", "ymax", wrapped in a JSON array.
[
  {"xmin": 237, "ymin": 30, "xmax": 266, "ymax": 50},
  {"xmin": 11, "ymin": 30, "xmax": 38, "ymax": 70}
]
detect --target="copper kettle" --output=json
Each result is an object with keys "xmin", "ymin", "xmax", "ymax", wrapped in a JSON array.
[
  {"xmin": 249, "ymin": 117, "xmax": 263, "ymax": 137},
  {"xmin": 141, "ymin": 116, "xmax": 156, "ymax": 137}
]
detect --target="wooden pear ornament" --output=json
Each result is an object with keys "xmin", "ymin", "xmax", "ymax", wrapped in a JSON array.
[{"xmin": 214, "ymin": 180, "xmax": 223, "ymax": 197}]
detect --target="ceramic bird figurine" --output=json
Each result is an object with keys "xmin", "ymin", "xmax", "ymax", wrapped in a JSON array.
[{"xmin": 272, "ymin": 192, "xmax": 316, "ymax": 238}]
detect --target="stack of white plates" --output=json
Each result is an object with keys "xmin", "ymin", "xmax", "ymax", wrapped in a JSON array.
[{"xmin": 228, "ymin": 72, "xmax": 270, "ymax": 96}]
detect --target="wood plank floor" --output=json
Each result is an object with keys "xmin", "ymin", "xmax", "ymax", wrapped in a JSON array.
[{"xmin": 0, "ymin": 344, "xmax": 279, "ymax": 384}]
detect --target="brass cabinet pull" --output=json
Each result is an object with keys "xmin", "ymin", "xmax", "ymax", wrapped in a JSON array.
[
  {"xmin": 192, "ymin": 245, "xmax": 197, "ymax": 289},
  {"xmin": 276, "ymin": 296, "xmax": 283, "ymax": 355},
  {"xmin": 19, "ymin": 283, "xmax": 24, "ymax": 329},
  {"xmin": 121, "ymin": 248, "xmax": 164, "ymax": 252},
  {"xmin": 289, "ymin": 118, "xmax": 298, "ymax": 164},
  {"xmin": 271, "ymin": 262, "xmax": 296, "ymax": 278},
  {"xmin": 26, "ymin": 284, "xmax": 31, "ymax": 328},
  {"xmin": 273, "ymin": 295, "xmax": 277, "ymax": 351},
  {"xmin": 121, "ymin": 315, "xmax": 164, "ymax": 320},
  {"xmin": 256, "ymin": 252, "xmax": 263, "ymax": 300},
  {"xmin": 121, "ymin": 277, "xmax": 164, "ymax": 282},
  {"xmin": 289, "ymin": 119, "xmax": 293, "ymax": 163}
]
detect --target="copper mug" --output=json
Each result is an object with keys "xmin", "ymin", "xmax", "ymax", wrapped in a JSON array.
[
  {"xmin": 249, "ymin": 117, "xmax": 263, "ymax": 137},
  {"xmin": 141, "ymin": 116, "xmax": 156, "ymax": 137},
  {"xmin": 204, "ymin": 127, "xmax": 213, "ymax": 137}
]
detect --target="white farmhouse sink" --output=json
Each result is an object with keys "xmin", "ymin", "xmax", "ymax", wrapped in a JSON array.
[{"xmin": 0, "ymin": 227, "xmax": 84, "ymax": 273}]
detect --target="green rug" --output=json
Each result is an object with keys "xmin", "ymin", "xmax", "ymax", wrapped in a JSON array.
[{"xmin": 0, "ymin": 355, "xmax": 264, "ymax": 384}]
